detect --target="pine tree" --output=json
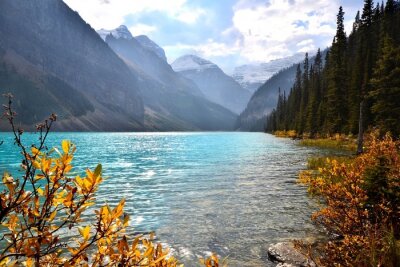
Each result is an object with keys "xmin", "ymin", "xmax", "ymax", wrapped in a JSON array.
[
  {"xmin": 384, "ymin": 0, "xmax": 398, "ymax": 41},
  {"xmin": 306, "ymin": 49, "xmax": 323, "ymax": 136},
  {"xmin": 347, "ymin": 10, "xmax": 364, "ymax": 134},
  {"xmin": 353, "ymin": 11, "xmax": 362, "ymax": 32},
  {"xmin": 294, "ymin": 64, "xmax": 303, "ymax": 133},
  {"xmin": 299, "ymin": 53, "xmax": 309, "ymax": 134},
  {"xmin": 362, "ymin": 0, "xmax": 375, "ymax": 27},
  {"xmin": 370, "ymin": 36, "xmax": 400, "ymax": 136},
  {"xmin": 325, "ymin": 6, "xmax": 347, "ymax": 134}
]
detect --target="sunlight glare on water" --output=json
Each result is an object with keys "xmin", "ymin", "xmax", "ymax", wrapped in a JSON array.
[{"xmin": 0, "ymin": 132, "xmax": 327, "ymax": 266}]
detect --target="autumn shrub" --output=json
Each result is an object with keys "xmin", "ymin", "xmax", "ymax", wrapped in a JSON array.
[
  {"xmin": 299, "ymin": 131, "xmax": 400, "ymax": 266},
  {"xmin": 0, "ymin": 94, "xmax": 221, "ymax": 267},
  {"xmin": 299, "ymin": 137, "xmax": 357, "ymax": 152},
  {"xmin": 274, "ymin": 130, "xmax": 297, "ymax": 138},
  {"xmin": 306, "ymin": 156, "xmax": 351, "ymax": 171}
]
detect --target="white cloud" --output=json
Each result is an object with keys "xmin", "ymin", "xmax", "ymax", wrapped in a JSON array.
[
  {"xmin": 176, "ymin": 8, "xmax": 206, "ymax": 24},
  {"xmin": 231, "ymin": 0, "xmax": 339, "ymax": 62},
  {"xmin": 129, "ymin": 24, "xmax": 157, "ymax": 36},
  {"xmin": 165, "ymin": 39, "xmax": 240, "ymax": 60},
  {"xmin": 297, "ymin": 44, "xmax": 316, "ymax": 53},
  {"xmin": 296, "ymin": 39, "xmax": 316, "ymax": 53},
  {"xmin": 297, "ymin": 39, "xmax": 314, "ymax": 47},
  {"xmin": 63, "ymin": 0, "xmax": 205, "ymax": 29}
]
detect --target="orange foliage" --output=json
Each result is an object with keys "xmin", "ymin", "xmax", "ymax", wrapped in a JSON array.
[
  {"xmin": 274, "ymin": 130, "xmax": 297, "ymax": 138},
  {"xmin": 299, "ymin": 131, "xmax": 400, "ymax": 266}
]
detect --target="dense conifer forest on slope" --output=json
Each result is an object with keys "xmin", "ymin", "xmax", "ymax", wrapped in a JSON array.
[{"xmin": 265, "ymin": 0, "xmax": 400, "ymax": 137}]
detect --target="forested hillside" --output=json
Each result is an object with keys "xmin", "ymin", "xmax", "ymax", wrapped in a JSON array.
[{"xmin": 266, "ymin": 0, "xmax": 400, "ymax": 137}]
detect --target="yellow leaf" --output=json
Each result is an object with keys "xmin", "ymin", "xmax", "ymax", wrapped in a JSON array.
[
  {"xmin": 94, "ymin": 164, "xmax": 102, "ymax": 178},
  {"xmin": 32, "ymin": 160, "xmax": 41, "ymax": 169},
  {"xmin": 143, "ymin": 247, "xmax": 154, "ymax": 258},
  {"xmin": 131, "ymin": 235, "xmax": 142, "ymax": 251},
  {"xmin": 24, "ymin": 258, "xmax": 34, "ymax": 267},
  {"xmin": 3, "ymin": 173, "xmax": 15, "ymax": 194},
  {"xmin": 37, "ymin": 188, "xmax": 44, "ymax": 196},
  {"xmin": 31, "ymin": 147, "xmax": 40, "ymax": 156},
  {"xmin": 113, "ymin": 198, "xmax": 125, "ymax": 217},
  {"xmin": 64, "ymin": 164, "xmax": 73, "ymax": 173},
  {"xmin": 78, "ymin": 225, "xmax": 90, "ymax": 240},
  {"xmin": 49, "ymin": 210, "xmax": 57, "ymax": 222},
  {"xmin": 153, "ymin": 254, "xmax": 168, "ymax": 264},
  {"xmin": 62, "ymin": 140, "xmax": 71, "ymax": 154}
]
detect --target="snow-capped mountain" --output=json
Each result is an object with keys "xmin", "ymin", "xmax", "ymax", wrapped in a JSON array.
[
  {"xmin": 96, "ymin": 29, "xmax": 236, "ymax": 131},
  {"xmin": 97, "ymin": 25, "xmax": 133, "ymax": 41},
  {"xmin": 98, "ymin": 26, "xmax": 168, "ymax": 62},
  {"xmin": 171, "ymin": 55, "xmax": 218, "ymax": 72},
  {"xmin": 232, "ymin": 53, "xmax": 306, "ymax": 93},
  {"xmin": 135, "ymin": 35, "xmax": 167, "ymax": 61},
  {"xmin": 172, "ymin": 55, "xmax": 251, "ymax": 114}
]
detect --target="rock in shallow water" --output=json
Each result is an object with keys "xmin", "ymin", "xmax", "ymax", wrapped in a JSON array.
[{"xmin": 268, "ymin": 242, "xmax": 315, "ymax": 267}]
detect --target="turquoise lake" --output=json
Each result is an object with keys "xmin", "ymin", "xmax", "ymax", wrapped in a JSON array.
[{"xmin": 0, "ymin": 132, "xmax": 326, "ymax": 266}]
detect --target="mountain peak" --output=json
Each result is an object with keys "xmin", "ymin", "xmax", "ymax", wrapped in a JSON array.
[
  {"xmin": 97, "ymin": 25, "xmax": 133, "ymax": 41},
  {"xmin": 171, "ymin": 55, "xmax": 218, "ymax": 72},
  {"xmin": 135, "ymin": 35, "xmax": 167, "ymax": 61}
]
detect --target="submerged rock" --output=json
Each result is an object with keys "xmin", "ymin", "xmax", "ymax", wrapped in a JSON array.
[{"xmin": 268, "ymin": 242, "xmax": 315, "ymax": 267}]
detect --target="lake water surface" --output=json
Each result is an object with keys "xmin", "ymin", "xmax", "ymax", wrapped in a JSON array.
[{"xmin": 0, "ymin": 132, "xmax": 326, "ymax": 266}]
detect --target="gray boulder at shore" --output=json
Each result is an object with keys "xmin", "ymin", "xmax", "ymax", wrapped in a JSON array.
[{"xmin": 268, "ymin": 242, "xmax": 316, "ymax": 267}]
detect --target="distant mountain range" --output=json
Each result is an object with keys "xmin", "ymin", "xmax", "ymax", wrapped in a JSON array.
[
  {"xmin": 0, "ymin": 0, "xmax": 236, "ymax": 131},
  {"xmin": 232, "ymin": 53, "xmax": 306, "ymax": 93},
  {"xmin": 172, "ymin": 55, "xmax": 251, "ymax": 114},
  {"xmin": 235, "ymin": 51, "xmax": 327, "ymax": 131},
  {"xmin": 100, "ymin": 27, "xmax": 236, "ymax": 131},
  {"xmin": 0, "ymin": 0, "xmax": 321, "ymax": 132}
]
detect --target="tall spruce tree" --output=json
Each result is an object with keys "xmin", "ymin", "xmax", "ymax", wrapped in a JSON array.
[
  {"xmin": 325, "ymin": 6, "xmax": 347, "ymax": 134},
  {"xmin": 299, "ymin": 53, "xmax": 310, "ymax": 133},
  {"xmin": 370, "ymin": 36, "xmax": 400, "ymax": 136},
  {"xmin": 306, "ymin": 49, "xmax": 323, "ymax": 136},
  {"xmin": 362, "ymin": 0, "xmax": 375, "ymax": 26}
]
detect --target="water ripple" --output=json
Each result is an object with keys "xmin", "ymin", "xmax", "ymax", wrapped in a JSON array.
[{"xmin": 0, "ymin": 132, "xmax": 331, "ymax": 266}]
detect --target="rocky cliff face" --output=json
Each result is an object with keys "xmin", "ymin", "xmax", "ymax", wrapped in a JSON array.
[
  {"xmin": 0, "ymin": 0, "xmax": 144, "ymax": 131},
  {"xmin": 172, "ymin": 55, "xmax": 251, "ymax": 114}
]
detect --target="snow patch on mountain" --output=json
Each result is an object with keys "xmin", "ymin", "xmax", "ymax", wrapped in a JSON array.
[
  {"xmin": 171, "ymin": 55, "xmax": 218, "ymax": 72},
  {"xmin": 232, "ymin": 53, "xmax": 306, "ymax": 92},
  {"xmin": 97, "ymin": 25, "xmax": 133, "ymax": 41}
]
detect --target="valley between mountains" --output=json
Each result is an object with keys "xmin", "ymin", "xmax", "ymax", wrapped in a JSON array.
[{"xmin": 0, "ymin": 0, "xmax": 305, "ymax": 131}]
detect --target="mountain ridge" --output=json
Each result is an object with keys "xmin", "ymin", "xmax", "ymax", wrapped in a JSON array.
[
  {"xmin": 172, "ymin": 54, "xmax": 251, "ymax": 114},
  {"xmin": 0, "ymin": 0, "xmax": 145, "ymax": 131},
  {"xmin": 100, "ymin": 28, "xmax": 237, "ymax": 131}
]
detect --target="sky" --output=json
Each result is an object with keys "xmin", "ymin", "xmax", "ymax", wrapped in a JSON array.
[{"xmin": 63, "ymin": 0, "xmax": 365, "ymax": 73}]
